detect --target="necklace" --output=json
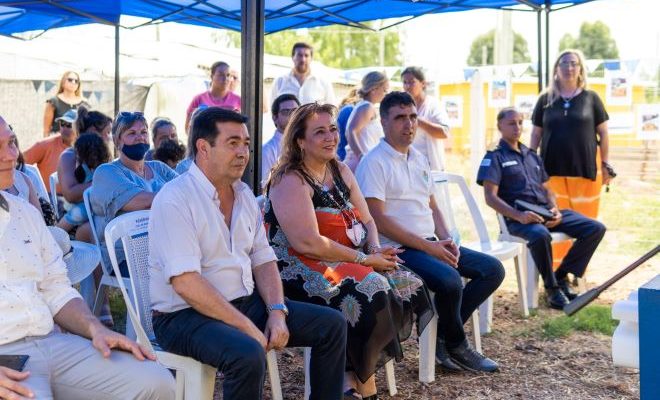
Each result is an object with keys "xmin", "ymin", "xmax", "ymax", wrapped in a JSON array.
[
  {"xmin": 560, "ymin": 87, "xmax": 580, "ymax": 116},
  {"xmin": 307, "ymin": 165, "xmax": 329, "ymax": 192}
]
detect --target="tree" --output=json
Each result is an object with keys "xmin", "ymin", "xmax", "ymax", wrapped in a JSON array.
[
  {"xmin": 218, "ymin": 22, "xmax": 402, "ymax": 69},
  {"xmin": 558, "ymin": 21, "xmax": 619, "ymax": 59},
  {"xmin": 467, "ymin": 29, "xmax": 531, "ymax": 66}
]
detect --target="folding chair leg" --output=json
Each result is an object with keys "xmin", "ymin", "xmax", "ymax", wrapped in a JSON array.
[
  {"xmin": 266, "ymin": 350, "xmax": 283, "ymax": 400},
  {"xmin": 418, "ymin": 314, "xmax": 437, "ymax": 383},
  {"xmin": 303, "ymin": 347, "xmax": 311, "ymax": 400},
  {"xmin": 514, "ymin": 254, "xmax": 530, "ymax": 317},
  {"xmin": 384, "ymin": 360, "xmax": 397, "ymax": 396},
  {"xmin": 92, "ymin": 283, "xmax": 106, "ymax": 317},
  {"xmin": 478, "ymin": 296, "xmax": 493, "ymax": 334},
  {"xmin": 471, "ymin": 311, "xmax": 482, "ymax": 354}
]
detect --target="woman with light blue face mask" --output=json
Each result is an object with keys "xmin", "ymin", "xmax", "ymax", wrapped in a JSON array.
[{"xmin": 90, "ymin": 111, "xmax": 178, "ymax": 276}]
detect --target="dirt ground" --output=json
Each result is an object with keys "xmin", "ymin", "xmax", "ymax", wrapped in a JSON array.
[{"xmin": 213, "ymin": 291, "xmax": 642, "ymax": 400}]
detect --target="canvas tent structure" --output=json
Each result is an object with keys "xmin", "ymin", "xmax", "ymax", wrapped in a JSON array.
[{"xmin": 0, "ymin": 0, "xmax": 601, "ymax": 190}]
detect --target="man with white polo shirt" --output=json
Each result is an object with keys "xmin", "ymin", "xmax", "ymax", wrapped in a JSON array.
[
  {"xmin": 261, "ymin": 93, "xmax": 300, "ymax": 188},
  {"xmin": 271, "ymin": 42, "xmax": 336, "ymax": 105},
  {"xmin": 356, "ymin": 92, "xmax": 504, "ymax": 374},
  {"xmin": 149, "ymin": 107, "xmax": 346, "ymax": 400}
]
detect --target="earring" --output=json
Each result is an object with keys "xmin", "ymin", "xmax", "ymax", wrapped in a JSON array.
[{"xmin": 301, "ymin": 148, "xmax": 306, "ymax": 158}]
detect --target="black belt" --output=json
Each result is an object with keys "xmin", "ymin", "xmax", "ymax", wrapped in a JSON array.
[{"xmin": 152, "ymin": 310, "xmax": 166, "ymax": 318}]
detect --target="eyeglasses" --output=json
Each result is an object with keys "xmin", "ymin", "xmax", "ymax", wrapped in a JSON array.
[
  {"xmin": 559, "ymin": 61, "xmax": 580, "ymax": 69},
  {"xmin": 118, "ymin": 111, "xmax": 144, "ymax": 119},
  {"xmin": 59, "ymin": 121, "xmax": 73, "ymax": 128},
  {"xmin": 67, "ymin": 77, "xmax": 79, "ymax": 84},
  {"xmin": 278, "ymin": 108, "xmax": 298, "ymax": 117}
]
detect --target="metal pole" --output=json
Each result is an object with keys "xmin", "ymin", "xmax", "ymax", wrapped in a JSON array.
[
  {"xmin": 114, "ymin": 24, "xmax": 120, "ymax": 116},
  {"xmin": 241, "ymin": 0, "xmax": 265, "ymax": 194},
  {"xmin": 545, "ymin": 3, "xmax": 550, "ymax": 86},
  {"xmin": 537, "ymin": 9, "xmax": 542, "ymax": 92}
]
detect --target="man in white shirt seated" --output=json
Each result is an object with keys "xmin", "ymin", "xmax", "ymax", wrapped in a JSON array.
[
  {"xmin": 149, "ymin": 107, "xmax": 347, "ymax": 400},
  {"xmin": 356, "ymin": 92, "xmax": 505, "ymax": 374},
  {"xmin": 0, "ymin": 117, "xmax": 175, "ymax": 400},
  {"xmin": 261, "ymin": 93, "xmax": 300, "ymax": 189},
  {"xmin": 270, "ymin": 42, "xmax": 336, "ymax": 105}
]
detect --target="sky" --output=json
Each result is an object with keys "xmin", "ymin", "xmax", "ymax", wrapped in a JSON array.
[{"xmin": 401, "ymin": 0, "xmax": 658, "ymax": 80}]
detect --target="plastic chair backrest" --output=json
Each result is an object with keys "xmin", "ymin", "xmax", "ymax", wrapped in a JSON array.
[
  {"xmin": 49, "ymin": 172, "xmax": 59, "ymax": 218},
  {"xmin": 104, "ymin": 210, "xmax": 154, "ymax": 351},
  {"xmin": 431, "ymin": 171, "xmax": 493, "ymax": 249}
]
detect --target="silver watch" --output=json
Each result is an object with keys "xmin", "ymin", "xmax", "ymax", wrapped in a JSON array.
[{"xmin": 266, "ymin": 303, "xmax": 289, "ymax": 316}]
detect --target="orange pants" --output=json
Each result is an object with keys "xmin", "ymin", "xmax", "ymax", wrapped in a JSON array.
[{"xmin": 547, "ymin": 167, "xmax": 602, "ymax": 269}]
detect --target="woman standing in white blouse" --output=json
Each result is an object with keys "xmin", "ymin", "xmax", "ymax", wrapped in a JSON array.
[{"xmin": 344, "ymin": 71, "xmax": 389, "ymax": 171}]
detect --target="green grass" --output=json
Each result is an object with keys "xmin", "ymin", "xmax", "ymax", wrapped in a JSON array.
[{"xmin": 542, "ymin": 305, "xmax": 617, "ymax": 338}]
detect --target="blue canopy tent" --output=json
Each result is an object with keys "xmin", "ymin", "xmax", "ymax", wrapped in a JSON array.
[{"xmin": 0, "ymin": 0, "xmax": 599, "ymax": 190}]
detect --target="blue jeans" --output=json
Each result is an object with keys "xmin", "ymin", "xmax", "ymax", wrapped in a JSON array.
[
  {"xmin": 507, "ymin": 209, "xmax": 606, "ymax": 289},
  {"xmin": 153, "ymin": 291, "xmax": 347, "ymax": 400},
  {"xmin": 398, "ymin": 246, "xmax": 505, "ymax": 348}
]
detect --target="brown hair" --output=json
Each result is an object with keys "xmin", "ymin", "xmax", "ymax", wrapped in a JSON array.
[
  {"xmin": 267, "ymin": 102, "xmax": 338, "ymax": 186},
  {"xmin": 57, "ymin": 71, "xmax": 81, "ymax": 96},
  {"xmin": 339, "ymin": 88, "xmax": 360, "ymax": 108},
  {"xmin": 291, "ymin": 42, "xmax": 314, "ymax": 57}
]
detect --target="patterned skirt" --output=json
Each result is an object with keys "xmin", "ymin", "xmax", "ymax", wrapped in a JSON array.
[{"xmin": 270, "ymin": 209, "xmax": 434, "ymax": 383}]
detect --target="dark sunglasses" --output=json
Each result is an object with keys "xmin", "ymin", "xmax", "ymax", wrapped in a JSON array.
[
  {"xmin": 117, "ymin": 111, "xmax": 145, "ymax": 123},
  {"xmin": 67, "ymin": 77, "xmax": 79, "ymax": 84},
  {"xmin": 59, "ymin": 121, "xmax": 73, "ymax": 128}
]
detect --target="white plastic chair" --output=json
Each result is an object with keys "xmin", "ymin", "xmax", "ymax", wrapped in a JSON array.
[
  {"xmin": 104, "ymin": 210, "xmax": 284, "ymax": 400},
  {"xmin": 49, "ymin": 172, "xmax": 59, "ymax": 219},
  {"xmin": 83, "ymin": 187, "xmax": 135, "ymax": 339},
  {"xmin": 496, "ymin": 213, "xmax": 573, "ymax": 310},
  {"xmin": 417, "ymin": 172, "xmax": 525, "ymax": 384}
]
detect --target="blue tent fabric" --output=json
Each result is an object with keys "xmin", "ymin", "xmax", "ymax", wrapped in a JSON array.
[{"xmin": 0, "ymin": 0, "xmax": 596, "ymax": 36}]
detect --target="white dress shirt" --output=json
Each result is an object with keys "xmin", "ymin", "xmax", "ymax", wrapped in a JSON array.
[
  {"xmin": 412, "ymin": 96, "xmax": 450, "ymax": 171},
  {"xmin": 261, "ymin": 130, "xmax": 284, "ymax": 189},
  {"xmin": 355, "ymin": 139, "xmax": 436, "ymax": 248},
  {"xmin": 0, "ymin": 193, "xmax": 81, "ymax": 345},
  {"xmin": 271, "ymin": 70, "xmax": 336, "ymax": 105},
  {"xmin": 149, "ymin": 162, "xmax": 277, "ymax": 313}
]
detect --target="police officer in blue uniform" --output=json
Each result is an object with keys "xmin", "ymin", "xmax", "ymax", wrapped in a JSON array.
[{"xmin": 477, "ymin": 107, "xmax": 606, "ymax": 309}]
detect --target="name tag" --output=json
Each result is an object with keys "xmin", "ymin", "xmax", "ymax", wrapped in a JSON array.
[
  {"xmin": 480, "ymin": 159, "xmax": 492, "ymax": 167},
  {"xmin": 502, "ymin": 160, "xmax": 519, "ymax": 168}
]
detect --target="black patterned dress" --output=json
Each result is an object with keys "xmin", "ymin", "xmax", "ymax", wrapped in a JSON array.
[{"xmin": 264, "ymin": 169, "xmax": 433, "ymax": 382}]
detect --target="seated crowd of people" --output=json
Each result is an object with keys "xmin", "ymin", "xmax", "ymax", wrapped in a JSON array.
[{"xmin": 0, "ymin": 44, "xmax": 609, "ymax": 400}]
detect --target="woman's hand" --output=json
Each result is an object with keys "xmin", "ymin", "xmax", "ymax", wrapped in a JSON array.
[
  {"xmin": 362, "ymin": 253, "xmax": 399, "ymax": 272},
  {"xmin": 373, "ymin": 245, "xmax": 404, "ymax": 264}
]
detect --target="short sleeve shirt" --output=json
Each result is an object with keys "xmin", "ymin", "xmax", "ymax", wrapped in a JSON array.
[
  {"xmin": 186, "ymin": 91, "xmax": 242, "ymax": 117},
  {"xmin": 271, "ymin": 70, "xmax": 336, "ymax": 105},
  {"xmin": 476, "ymin": 140, "xmax": 550, "ymax": 207},
  {"xmin": 356, "ymin": 139, "xmax": 436, "ymax": 248},
  {"xmin": 531, "ymin": 90, "xmax": 608, "ymax": 180},
  {"xmin": 412, "ymin": 96, "xmax": 449, "ymax": 171}
]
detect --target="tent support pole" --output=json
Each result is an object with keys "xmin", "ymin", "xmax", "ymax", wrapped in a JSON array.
[
  {"xmin": 536, "ymin": 9, "xmax": 542, "ymax": 92},
  {"xmin": 545, "ymin": 1, "xmax": 550, "ymax": 86},
  {"xmin": 241, "ymin": 0, "xmax": 265, "ymax": 194},
  {"xmin": 114, "ymin": 24, "xmax": 120, "ymax": 116}
]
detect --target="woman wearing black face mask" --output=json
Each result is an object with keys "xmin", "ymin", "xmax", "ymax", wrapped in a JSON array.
[{"xmin": 90, "ymin": 111, "xmax": 177, "ymax": 276}]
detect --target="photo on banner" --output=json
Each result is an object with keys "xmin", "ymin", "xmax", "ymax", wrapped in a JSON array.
[
  {"xmin": 605, "ymin": 70, "xmax": 632, "ymax": 106},
  {"xmin": 636, "ymin": 104, "xmax": 660, "ymax": 140},
  {"xmin": 488, "ymin": 78, "xmax": 511, "ymax": 108},
  {"xmin": 440, "ymin": 95, "xmax": 463, "ymax": 128}
]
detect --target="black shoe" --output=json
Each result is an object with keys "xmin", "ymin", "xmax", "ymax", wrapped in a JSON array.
[
  {"xmin": 546, "ymin": 287, "xmax": 570, "ymax": 310},
  {"xmin": 343, "ymin": 389, "xmax": 362, "ymax": 400},
  {"xmin": 447, "ymin": 340, "xmax": 499, "ymax": 373},
  {"xmin": 435, "ymin": 338, "xmax": 463, "ymax": 372},
  {"xmin": 557, "ymin": 278, "xmax": 578, "ymax": 300}
]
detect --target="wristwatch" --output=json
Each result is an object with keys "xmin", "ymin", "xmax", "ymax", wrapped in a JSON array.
[{"xmin": 267, "ymin": 303, "xmax": 289, "ymax": 317}]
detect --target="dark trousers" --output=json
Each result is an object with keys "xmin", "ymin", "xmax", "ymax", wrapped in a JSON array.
[
  {"xmin": 507, "ymin": 209, "xmax": 606, "ymax": 289},
  {"xmin": 153, "ymin": 291, "xmax": 347, "ymax": 400},
  {"xmin": 398, "ymin": 246, "xmax": 505, "ymax": 348}
]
